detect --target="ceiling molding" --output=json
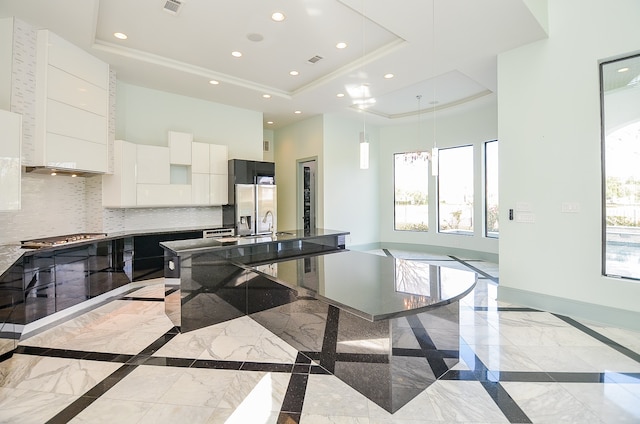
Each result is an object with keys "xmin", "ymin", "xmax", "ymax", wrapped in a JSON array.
[
  {"xmin": 351, "ymin": 89, "xmax": 494, "ymax": 119},
  {"xmin": 91, "ymin": 39, "xmax": 292, "ymax": 99}
]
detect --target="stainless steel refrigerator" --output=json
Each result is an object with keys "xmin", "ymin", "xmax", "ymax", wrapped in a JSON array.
[{"xmin": 235, "ymin": 183, "xmax": 277, "ymax": 236}]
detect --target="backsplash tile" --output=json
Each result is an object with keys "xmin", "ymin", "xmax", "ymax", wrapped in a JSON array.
[{"xmin": 0, "ymin": 173, "xmax": 223, "ymax": 244}]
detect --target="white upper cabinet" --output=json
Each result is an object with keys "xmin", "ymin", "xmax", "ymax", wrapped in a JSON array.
[
  {"xmin": 191, "ymin": 142, "xmax": 210, "ymax": 174},
  {"xmin": 35, "ymin": 30, "xmax": 109, "ymax": 173},
  {"xmin": 0, "ymin": 109, "xmax": 21, "ymax": 210},
  {"xmin": 103, "ymin": 138, "xmax": 228, "ymax": 208},
  {"xmin": 209, "ymin": 144, "xmax": 228, "ymax": 175},
  {"xmin": 168, "ymin": 131, "xmax": 192, "ymax": 165},
  {"xmin": 102, "ymin": 140, "xmax": 137, "ymax": 208},
  {"xmin": 136, "ymin": 144, "xmax": 170, "ymax": 184}
]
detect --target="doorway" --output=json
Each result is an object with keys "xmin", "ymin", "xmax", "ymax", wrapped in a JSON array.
[{"xmin": 298, "ymin": 158, "xmax": 317, "ymax": 233}]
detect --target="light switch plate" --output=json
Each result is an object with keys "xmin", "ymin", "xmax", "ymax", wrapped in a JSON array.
[
  {"xmin": 516, "ymin": 212, "xmax": 535, "ymax": 223},
  {"xmin": 561, "ymin": 202, "xmax": 580, "ymax": 213}
]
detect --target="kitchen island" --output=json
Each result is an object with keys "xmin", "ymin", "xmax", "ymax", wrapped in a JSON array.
[{"xmin": 160, "ymin": 230, "xmax": 476, "ymax": 413}]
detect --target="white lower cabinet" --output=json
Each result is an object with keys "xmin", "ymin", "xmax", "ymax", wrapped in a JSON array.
[{"xmin": 0, "ymin": 109, "xmax": 21, "ymax": 210}]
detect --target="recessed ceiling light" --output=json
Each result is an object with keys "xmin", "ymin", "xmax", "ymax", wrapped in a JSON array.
[
  {"xmin": 262, "ymin": 94, "xmax": 271, "ymax": 99},
  {"xmin": 336, "ymin": 42, "xmax": 347, "ymax": 49},
  {"xmin": 209, "ymin": 80, "xmax": 219, "ymax": 85},
  {"xmin": 337, "ymin": 93, "xmax": 345, "ymax": 98},
  {"xmin": 113, "ymin": 32, "xmax": 127, "ymax": 40},
  {"xmin": 267, "ymin": 121, "xmax": 274, "ymax": 125},
  {"xmin": 294, "ymin": 110, "xmax": 302, "ymax": 114},
  {"xmin": 618, "ymin": 67, "xmax": 630, "ymax": 73},
  {"xmin": 71, "ymin": 174, "xmax": 77, "ymax": 178},
  {"xmin": 232, "ymin": 51, "xmax": 242, "ymax": 58},
  {"xmin": 271, "ymin": 12, "xmax": 286, "ymax": 22},
  {"xmin": 289, "ymin": 70, "xmax": 299, "ymax": 76},
  {"xmin": 384, "ymin": 73, "xmax": 394, "ymax": 79}
]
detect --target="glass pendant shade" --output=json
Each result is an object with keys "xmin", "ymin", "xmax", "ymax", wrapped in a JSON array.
[{"xmin": 360, "ymin": 131, "xmax": 369, "ymax": 169}]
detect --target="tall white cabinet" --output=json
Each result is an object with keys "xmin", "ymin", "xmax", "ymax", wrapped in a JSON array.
[
  {"xmin": 34, "ymin": 30, "xmax": 109, "ymax": 173},
  {"xmin": 0, "ymin": 109, "xmax": 21, "ymax": 210}
]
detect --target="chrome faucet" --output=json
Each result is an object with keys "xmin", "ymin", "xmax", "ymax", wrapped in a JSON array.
[{"xmin": 262, "ymin": 210, "xmax": 274, "ymax": 235}]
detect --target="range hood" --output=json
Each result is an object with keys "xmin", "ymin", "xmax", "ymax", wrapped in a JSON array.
[{"xmin": 24, "ymin": 166, "xmax": 103, "ymax": 178}]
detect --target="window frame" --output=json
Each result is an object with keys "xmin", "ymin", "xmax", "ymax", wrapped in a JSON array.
[{"xmin": 436, "ymin": 144, "xmax": 475, "ymax": 236}]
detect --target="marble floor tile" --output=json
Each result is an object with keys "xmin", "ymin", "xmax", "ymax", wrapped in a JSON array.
[
  {"xmin": 0, "ymin": 355, "xmax": 121, "ymax": 395},
  {"xmin": 418, "ymin": 380, "xmax": 509, "ymax": 423},
  {"xmin": 159, "ymin": 368, "xmax": 238, "ymax": 408},
  {"xmin": 502, "ymin": 382, "xmax": 606, "ymax": 424},
  {"xmin": 469, "ymin": 344, "xmax": 547, "ymax": 372},
  {"xmin": 0, "ymin": 386, "xmax": 79, "ymax": 424},
  {"xmin": 137, "ymin": 403, "xmax": 216, "ymax": 424},
  {"xmin": 69, "ymin": 398, "xmax": 155, "ymax": 424},
  {"xmin": 102, "ymin": 365, "xmax": 186, "ymax": 403},
  {"xmin": 560, "ymin": 382, "xmax": 640, "ymax": 423},
  {"xmin": 302, "ymin": 374, "xmax": 370, "ymax": 418}
]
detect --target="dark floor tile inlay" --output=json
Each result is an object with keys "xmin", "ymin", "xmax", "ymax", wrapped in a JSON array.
[
  {"xmin": 280, "ymin": 373, "xmax": 309, "ymax": 414},
  {"xmin": 40, "ymin": 328, "xmax": 181, "ymax": 423},
  {"xmin": 449, "ymin": 255, "xmax": 499, "ymax": 283},
  {"xmin": 481, "ymin": 381, "xmax": 532, "ymax": 424}
]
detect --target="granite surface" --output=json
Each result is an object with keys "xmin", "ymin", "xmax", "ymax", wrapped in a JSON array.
[
  {"xmin": 160, "ymin": 228, "xmax": 349, "ymax": 255},
  {"xmin": 0, "ymin": 225, "xmax": 232, "ymax": 280}
]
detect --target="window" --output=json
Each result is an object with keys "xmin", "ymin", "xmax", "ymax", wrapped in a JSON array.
[
  {"xmin": 438, "ymin": 145, "xmax": 474, "ymax": 235},
  {"xmin": 394, "ymin": 152, "xmax": 429, "ymax": 231},
  {"xmin": 602, "ymin": 54, "xmax": 640, "ymax": 280},
  {"xmin": 485, "ymin": 140, "xmax": 499, "ymax": 238}
]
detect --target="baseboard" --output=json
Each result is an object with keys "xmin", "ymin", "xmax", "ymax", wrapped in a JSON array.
[{"xmin": 498, "ymin": 286, "xmax": 640, "ymax": 332}]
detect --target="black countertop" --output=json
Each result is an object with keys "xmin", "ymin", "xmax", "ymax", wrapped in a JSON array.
[
  {"xmin": 160, "ymin": 228, "xmax": 349, "ymax": 255},
  {"xmin": 248, "ymin": 249, "xmax": 477, "ymax": 321},
  {"xmin": 0, "ymin": 225, "xmax": 232, "ymax": 278}
]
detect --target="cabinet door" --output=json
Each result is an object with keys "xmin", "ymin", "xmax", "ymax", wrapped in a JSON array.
[
  {"xmin": 46, "ymin": 133, "xmax": 107, "ymax": 173},
  {"xmin": 102, "ymin": 140, "xmax": 137, "ymax": 208},
  {"xmin": 137, "ymin": 184, "xmax": 192, "ymax": 206},
  {"xmin": 47, "ymin": 66, "xmax": 107, "ymax": 116},
  {"xmin": 191, "ymin": 142, "xmax": 209, "ymax": 174},
  {"xmin": 136, "ymin": 145, "xmax": 170, "ymax": 184},
  {"xmin": 0, "ymin": 110, "xmax": 21, "ymax": 210},
  {"xmin": 45, "ymin": 30, "xmax": 108, "ymax": 89},
  {"xmin": 168, "ymin": 131, "xmax": 192, "ymax": 165},
  {"xmin": 192, "ymin": 173, "xmax": 210, "ymax": 205},
  {"xmin": 210, "ymin": 174, "xmax": 228, "ymax": 205},
  {"xmin": 209, "ymin": 144, "xmax": 228, "ymax": 175},
  {"xmin": 46, "ymin": 99, "xmax": 107, "ymax": 145}
]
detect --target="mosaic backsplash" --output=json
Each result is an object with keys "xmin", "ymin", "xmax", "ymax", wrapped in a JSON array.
[{"xmin": 0, "ymin": 173, "xmax": 222, "ymax": 244}]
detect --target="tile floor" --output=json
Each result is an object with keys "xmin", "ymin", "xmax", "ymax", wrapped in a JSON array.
[{"xmin": 0, "ymin": 249, "xmax": 639, "ymax": 423}]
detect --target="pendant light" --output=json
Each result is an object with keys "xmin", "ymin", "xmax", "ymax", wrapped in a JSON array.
[
  {"xmin": 430, "ymin": 0, "xmax": 438, "ymax": 176},
  {"xmin": 359, "ymin": 0, "xmax": 369, "ymax": 169}
]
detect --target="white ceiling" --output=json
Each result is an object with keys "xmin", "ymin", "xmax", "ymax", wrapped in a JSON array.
[{"xmin": 0, "ymin": 0, "xmax": 548, "ymax": 129}]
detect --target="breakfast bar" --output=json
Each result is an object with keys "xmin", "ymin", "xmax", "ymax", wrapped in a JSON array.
[{"xmin": 160, "ymin": 230, "xmax": 477, "ymax": 413}]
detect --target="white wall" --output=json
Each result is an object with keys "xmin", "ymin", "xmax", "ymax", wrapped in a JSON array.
[
  {"xmin": 378, "ymin": 97, "xmax": 499, "ymax": 256},
  {"xmin": 323, "ymin": 113, "xmax": 380, "ymax": 247},
  {"xmin": 274, "ymin": 115, "xmax": 324, "ymax": 231},
  {"xmin": 497, "ymin": 0, "xmax": 640, "ymax": 329},
  {"xmin": 116, "ymin": 81, "xmax": 263, "ymax": 161}
]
